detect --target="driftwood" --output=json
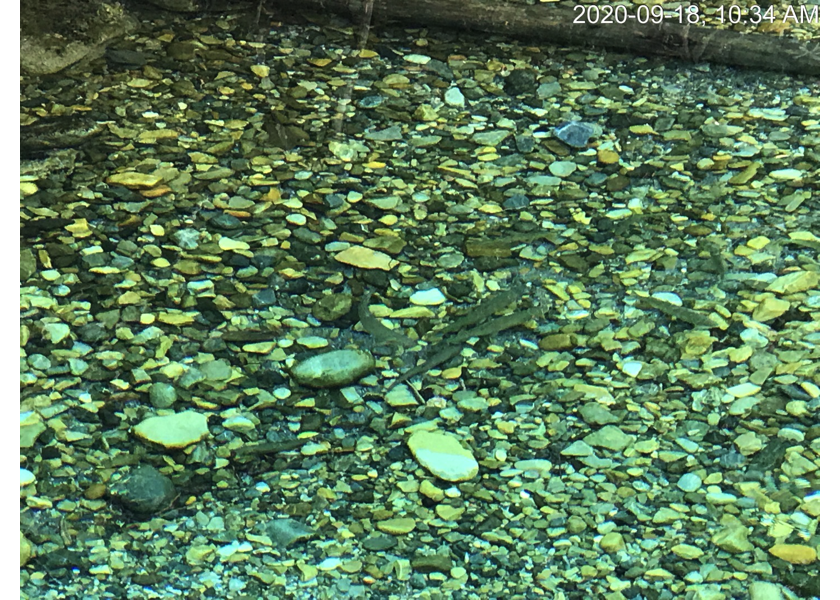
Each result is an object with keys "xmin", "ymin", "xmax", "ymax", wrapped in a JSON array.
[{"xmin": 273, "ymin": 0, "xmax": 819, "ymax": 77}]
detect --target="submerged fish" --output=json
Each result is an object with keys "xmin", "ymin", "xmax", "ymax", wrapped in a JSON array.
[{"xmin": 358, "ymin": 290, "xmax": 417, "ymax": 352}]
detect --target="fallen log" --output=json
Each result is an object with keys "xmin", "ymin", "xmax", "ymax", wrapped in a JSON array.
[{"xmin": 274, "ymin": 0, "xmax": 819, "ymax": 77}]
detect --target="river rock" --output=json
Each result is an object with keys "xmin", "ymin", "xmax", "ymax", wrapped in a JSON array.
[{"xmin": 290, "ymin": 349, "xmax": 375, "ymax": 388}]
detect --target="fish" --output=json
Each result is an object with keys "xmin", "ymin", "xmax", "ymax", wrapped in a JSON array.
[
  {"xmin": 358, "ymin": 290, "xmax": 417, "ymax": 352},
  {"xmin": 428, "ymin": 284, "xmax": 525, "ymax": 341}
]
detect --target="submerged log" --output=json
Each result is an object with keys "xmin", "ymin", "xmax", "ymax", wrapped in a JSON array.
[{"xmin": 274, "ymin": 0, "xmax": 819, "ymax": 77}]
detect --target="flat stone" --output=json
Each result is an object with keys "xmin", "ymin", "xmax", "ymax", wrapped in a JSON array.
[
  {"xmin": 711, "ymin": 514, "xmax": 754, "ymax": 553},
  {"xmin": 43, "ymin": 322, "xmax": 70, "ymax": 344},
  {"xmin": 133, "ymin": 410, "xmax": 209, "ymax": 449},
  {"xmin": 749, "ymin": 582, "xmax": 785, "ymax": 600},
  {"xmin": 583, "ymin": 425, "xmax": 634, "ymax": 451},
  {"xmin": 408, "ymin": 431, "xmax": 479, "ymax": 482},
  {"xmin": 376, "ymin": 517, "xmax": 416, "ymax": 535},
  {"xmin": 410, "ymin": 288, "xmax": 446, "ymax": 306},
  {"xmin": 290, "ymin": 349, "xmax": 375, "ymax": 388},
  {"xmin": 20, "ymin": 532, "xmax": 32, "ymax": 567},
  {"xmin": 472, "ymin": 130, "xmax": 510, "ymax": 147},
  {"xmin": 334, "ymin": 246, "xmax": 399, "ymax": 271},
  {"xmin": 727, "ymin": 382, "xmax": 761, "ymax": 398},
  {"xmin": 514, "ymin": 459, "xmax": 552, "ymax": 475},
  {"xmin": 752, "ymin": 297, "xmax": 790, "ymax": 321},
  {"xmin": 766, "ymin": 270, "xmax": 818, "ymax": 294},
  {"xmin": 548, "ymin": 161, "xmax": 577, "ymax": 177},
  {"xmin": 769, "ymin": 543, "xmax": 817, "ymax": 565},
  {"xmin": 106, "ymin": 172, "xmax": 162, "ymax": 189},
  {"xmin": 672, "ymin": 544, "xmax": 704, "ymax": 560},
  {"xmin": 561, "ymin": 440, "xmax": 593, "ymax": 456}
]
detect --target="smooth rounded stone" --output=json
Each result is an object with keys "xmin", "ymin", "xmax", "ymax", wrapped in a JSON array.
[
  {"xmin": 263, "ymin": 518, "xmax": 315, "ymax": 549},
  {"xmin": 334, "ymin": 246, "xmax": 398, "ymax": 271},
  {"xmin": 677, "ymin": 472, "xmax": 703, "ymax": 492},
  {"xmin": 290, "ymin": 349, "xmax": 375, "ymax": 388},
  {"xmin": 749, "ymin": 582, "xmax": 784, "ymax": 600},
  {"xmin": 583, "ymin": 425, "xmax": 634, "ymax": 451},
  {"xmin": 553, "ymin": 121, "xmax": 596, "ymax": 148},
  {"xmin": 407, "ymin": 431, "xmax": 479, "ymax": 482},
  {"xmin": 599, "ymin": 532, "xmax": 625, "ymax": 553},
  {"xmin": 110, "ymin": 463, "xmax": 176, "ymax": 515},
  {"xmin": 376, "ymin": 517, "xmax": 416, "ymax": 535},
  {"xmin": 410, "ymin": 288, "xmax": 445, "ymax": 306},
  {"xmin": 133, "ymin": 410, "xmax": 209, "ymax": 449},
  {"xmin": 148, "ymin": 382, "xmax": 177, "ymax": 408}
]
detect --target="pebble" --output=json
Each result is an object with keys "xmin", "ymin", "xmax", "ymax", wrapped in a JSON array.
[
  {"xmin": 133, "ymin": 410, "xmax": 209, "ymax": 449},
  {"xmin": 407, "ymin": 431, "xmax": 479, "ymax": 482}
]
